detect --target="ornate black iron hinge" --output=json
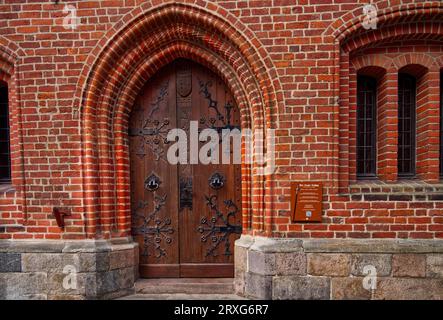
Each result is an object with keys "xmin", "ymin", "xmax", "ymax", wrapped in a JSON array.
[
  {"xmin": 197, "ymin": 195, "xmax": 242, "ymax": 257},
  {"xmin": 132, "ymin": 194, "xmax": 174, "ymax": 259},
  {"xmin": 197, "ymin": 79, "xmax": 240, "ymax": 133}
]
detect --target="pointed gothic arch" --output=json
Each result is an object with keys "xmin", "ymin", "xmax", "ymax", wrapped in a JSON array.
[{"xmin": 78, "ymin": 2, "xmax": 282, "ymax": 238}]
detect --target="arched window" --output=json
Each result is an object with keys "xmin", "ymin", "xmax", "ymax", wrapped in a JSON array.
[
  {"xmin": 440, "ymin": 71, "xmax": 443, "ymax": 177},
  {"xmin": 0, "ymin": 82, "xmax": 11, "ymax": 183},
  {"xmin": 398, "ymin": 73, "xmax": 416, "ymax": 177},
  {"xmin": 357, "ymin": 76, "xmax": 377, "ymax": 178}
]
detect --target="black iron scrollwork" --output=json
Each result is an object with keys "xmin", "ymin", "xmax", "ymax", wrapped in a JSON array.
[
  {"xmin": 197, "ymin": 79, "xmax": 240, "ymax": 132},
  {"xmin": 209, "ymin": 172, "xmax": 225, "ymax": 190},
  {"xmin": 129, "ymin": 81, "xmax": 171, "ymax": 161},
  {"xmin": 132, "ymin": 194, "xmax": 174, "ymax": 259},
  {"xmin": 147, "ymin": 80, "xmax": 169, "ymax": 118},
  {"xmin": 197, "ymin": 195, "xmax": 242, "ymax": 257},
  {"xmin": 179, "ymin": 178, "xmax": 193, "ymax": 210}
]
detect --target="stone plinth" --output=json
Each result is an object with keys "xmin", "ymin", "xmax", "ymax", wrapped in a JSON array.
[
  {"xmin": 0, "ymin": 238, "xmax": 138, "ymax": 300},
  {"xmin": 235, "ymin": 236, "xmax": 443, "ymax": 300}
]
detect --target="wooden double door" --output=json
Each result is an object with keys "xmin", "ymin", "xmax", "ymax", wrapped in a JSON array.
[{"xmin": 129, "ymin": 60, "xmax": 242, "ymax": 278}]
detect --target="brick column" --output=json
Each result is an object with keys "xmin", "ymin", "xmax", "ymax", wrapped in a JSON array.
[
  {"xmin": 416, "ymin": 69, "xmax": 441, "ymax": 182},
  {"xmin": 377, "ymin": 68, "xmax": 398, "ymax": 181},
  {"xmin": 338, "ymin": 52, "xmax": 350, "ymax": 191}
]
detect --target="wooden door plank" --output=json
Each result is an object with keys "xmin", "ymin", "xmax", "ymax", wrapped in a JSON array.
[
  {"xmin": 140, "ymin": 264, "xmax": 180, "ymax": 278},
  {"xmin": 131, "ymin": 59, "xmax": 241, "ymax": 278},
  {"xmin": 179, "ymin": 263, "xmax": 234, "ymax": 278},
  {"xmin": 130, "ymin": 63, "xmax": 180, "ymax": 278},
  {"xmin": 178, "ymin": 60, "xmax": 241, "ymax": 273}
]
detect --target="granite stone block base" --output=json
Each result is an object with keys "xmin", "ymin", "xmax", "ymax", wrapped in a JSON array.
[
  {"xmin": 235, "ymin": 235, "xmax": 443, "ymax": 300},
  {"xmin": 0, "ymin": 238, "xmax": 138, "ymax": 300}
]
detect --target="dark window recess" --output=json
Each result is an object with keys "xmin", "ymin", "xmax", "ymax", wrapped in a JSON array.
[
  {"xmin": 440, "ymin": 72, "xmax": 443, "ymax": 177},
  {"xmin": 356, "ymin": 76, "xmax": 377, "ymax": 178},
  {"xmin": 398, "ymin": 74, "xmax": 416, "ymax": 177},
  {"xmin": 0, "ymin": 84, "xmax": 11, "ymax": 183}
]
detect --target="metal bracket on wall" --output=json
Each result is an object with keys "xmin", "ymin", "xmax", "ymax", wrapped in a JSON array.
[{"xmin": 52, "ymin": 207, "xmax": 71, "ymax": 228}]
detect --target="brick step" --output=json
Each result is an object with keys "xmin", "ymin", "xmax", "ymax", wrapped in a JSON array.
[{"xmin": 135, "ymin": 278, "xmax": 234, "ymax": 295}]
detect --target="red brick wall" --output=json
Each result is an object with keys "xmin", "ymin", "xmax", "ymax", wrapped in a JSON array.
[{"xmin": 0, "ymin": 0, "xmax": 442, "ymax": 240}]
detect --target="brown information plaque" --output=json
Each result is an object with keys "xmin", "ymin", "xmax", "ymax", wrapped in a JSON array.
[{"xmin": 291, "ymin": 182, "xmax": 323, "ymax": 223}]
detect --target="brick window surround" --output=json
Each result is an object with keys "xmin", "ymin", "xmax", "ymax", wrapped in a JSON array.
[
  {"xmin": 332, "ymin": 4, "xmax": 443, "ymax": 193},
  {"xmin": 0, "ymin": 48, "xmax": 26, "ymax": 229},
  {"xmin": 349, "ymin": 47, "xmax": 442, "ymax": 185}
]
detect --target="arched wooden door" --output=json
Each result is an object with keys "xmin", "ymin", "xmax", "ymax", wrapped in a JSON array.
[{"xmin": 129, "ymin": 59, "xmax": 242, "ymax": 278}]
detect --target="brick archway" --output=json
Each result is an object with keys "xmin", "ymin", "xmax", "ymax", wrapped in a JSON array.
[
  {"xmin": 351, "ymin": 55, "xmax": 393, "ymax": 72},
  {"xmin": 79, "ymin": 3, "xmax": 281, "ymax": 238}
]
